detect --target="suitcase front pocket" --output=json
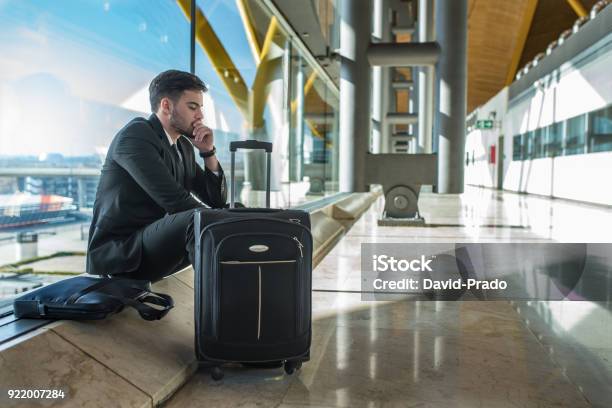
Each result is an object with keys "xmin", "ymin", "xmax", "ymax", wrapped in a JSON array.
[
  {"xmin": 218, "ymin": 262, "xmax": 259, "ymax": 343},
  {"xmin": 218, "ymin": 260, "xmax": 298, "ymax": 344},
  {"xmin": 259, "ymin": 262, "xmax": 297, "ymax": 343}
]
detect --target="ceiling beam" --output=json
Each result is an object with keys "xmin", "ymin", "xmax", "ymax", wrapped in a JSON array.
[
  {"xmin": 566, "ymin": 0, "xmax": 588, "ymax": 17},
  {"xmin": 504, "ymin": 0, "xmax": 539, "ymax": 86}
]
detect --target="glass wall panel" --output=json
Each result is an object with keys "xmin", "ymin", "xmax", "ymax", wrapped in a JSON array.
[
  {"xmin": 0, "ymin": 0, "xmax": 190, "ymax": 307},
  {"xmin": 510, "ymin": 107, "xmax": 611, "ymax": 161},
  {"xmin": 523, "ymin": 132, "xmax": 534, "ymax": 160},
  {"xmin": 300, "ymin": 73, "xmax": 340, "ymax": 199},
  {"xmin": 0, "ymin": 0, "xmax": 339, "ymax": 308},
  {"xmin": 588, "ymin": 105, "xmax": 612, "ymax": 153},
  {"xmin": 533, "ymin": 128, "xmax": 544, "ymax": 159},
  {"xmin": 565, "ymin": 114, "xmax": 587, "ymax": 156},
  {"xmin": 513, "ymin": 135, "xmax": 522, "ymax": 161},
  {"xmin": 193, "ymin": 0, "xmax": 340, "ymax": 208},
  {"xmin": 545, "ymin": 122, "xmax": 563, "ymax": 157},
  {"xmin": 194, "ymin": 0, "xmax": 277, "ymax": 208}
]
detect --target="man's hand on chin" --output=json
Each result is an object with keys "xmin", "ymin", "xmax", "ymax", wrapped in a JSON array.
[{"xmin": 191, "ymin": 121, "xmax": 220, "ymax": 172}]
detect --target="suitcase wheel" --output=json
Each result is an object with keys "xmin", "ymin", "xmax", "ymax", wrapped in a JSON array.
[
  {"xmin": 211, "ymin": 366, "xmax": 224, "ymax": 381},
  {"xmin": 283, "ymin": 360, "xmax": 302, "ymax": 375}
]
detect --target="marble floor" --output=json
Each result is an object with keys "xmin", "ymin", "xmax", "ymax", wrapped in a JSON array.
[{"xmin": 165, "ymin": 186, "xmax": 611, "ymax": 407}]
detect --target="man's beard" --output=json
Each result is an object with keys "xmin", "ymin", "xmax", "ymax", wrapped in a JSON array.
[{"xmin": 169, "ymin": 110, "xmax": 193, "ymax": 137}]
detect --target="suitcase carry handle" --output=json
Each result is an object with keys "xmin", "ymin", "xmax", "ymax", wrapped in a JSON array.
[
  {"xmin": 230, "ymin": 140, "xmax": 272, "ymax": 153},
  {"xmin": 230, "ymin": 139, "xmax": 272, "ymax": 209},
  {"xmin": 225, "ymin": 208, "xmax": 281, "ymax": 213}
]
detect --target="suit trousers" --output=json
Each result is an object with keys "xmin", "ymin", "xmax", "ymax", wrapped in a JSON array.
[{"xmin": 113, "ymin": 208, "xmax": 200, "ymax": 282}]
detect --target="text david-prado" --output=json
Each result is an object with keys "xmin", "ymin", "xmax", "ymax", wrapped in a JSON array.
[{"xmin": 369, "ymin": 255, "xmax": 508, "ymax": 291}]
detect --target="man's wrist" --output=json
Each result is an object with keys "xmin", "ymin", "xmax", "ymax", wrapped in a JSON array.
[
  {"xmin": 199, "ymin": 146, "xmax": 216, "ymax": 158},
  {"xmin": 206, "ymin": 161, "xmax": 221, "ymax": 175}
]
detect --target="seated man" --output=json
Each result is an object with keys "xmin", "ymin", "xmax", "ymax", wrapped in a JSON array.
[{"xmin": 86, "ymin": 70, "xmax": 226, "ymax": 282}]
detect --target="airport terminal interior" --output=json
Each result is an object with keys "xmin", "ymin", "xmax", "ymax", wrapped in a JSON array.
[{"xmin": 0, "ymin": 0, "xmax": 611, "ymax": 407}]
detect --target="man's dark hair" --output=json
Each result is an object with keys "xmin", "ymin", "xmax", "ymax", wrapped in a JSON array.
[{"xmin": 149, "ymin": 70, "xmax": 208, "ymax": 112}]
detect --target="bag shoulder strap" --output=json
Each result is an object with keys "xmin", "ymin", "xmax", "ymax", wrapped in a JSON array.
[
  {"xmin": 66, "ymin": 279, "xmax": 116, "ymax": 304},
  {"xmin": 70, "ymin": 279, "xmax": 175, "ymax": 321},
  {"xmin": 122, "ymin": 292, "xmax": 174, "ymax": 321}
]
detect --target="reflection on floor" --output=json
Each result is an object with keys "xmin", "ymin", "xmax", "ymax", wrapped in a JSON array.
[{"xmin": 165, "ymin": 186, "xmax": 610, "ymax": 407}]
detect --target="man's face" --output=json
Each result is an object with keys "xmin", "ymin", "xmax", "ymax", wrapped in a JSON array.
[{"xmin": 167, "ymin": 89, "xmax": 204, "ymax": 137}]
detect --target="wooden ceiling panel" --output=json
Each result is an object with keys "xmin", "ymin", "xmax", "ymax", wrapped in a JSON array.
[
  {"xmin": 467, "ymin": 0, "xmax": 534, "ymax": 112},
  {"xmin": 466, "ymin": 0, "xmax": 596, "ymax": 112},
  {"xmin": 517, "ymin": 0, "xmax": 597, "ymax": 69}
]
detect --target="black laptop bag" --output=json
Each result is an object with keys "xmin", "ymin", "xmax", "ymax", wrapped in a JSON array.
[
  {"xmin": 194, "ymin": 140, "xmax": 313, "ymax": 380},
  {"xmin": 13, "ymin": 276, "xmax": 174, "ymax": 321}
]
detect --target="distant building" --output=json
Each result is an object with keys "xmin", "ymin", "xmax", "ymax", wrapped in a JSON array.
[
  {"xmin": 1, "ymin": 154, "xmax": 102, "ymax": 209},
  {"xmin": 22, "ymin": 176, "xmax": 99, "ymax": 209}
]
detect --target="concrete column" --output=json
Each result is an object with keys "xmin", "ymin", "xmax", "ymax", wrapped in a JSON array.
[
  {"xmin": 381, "ymin": 62, "xmax": 391, "ymax": 154},
  {"xmin": 372, "ymin": 0, "xmax": 391, "ymax": 154},
  {"xmin": 409, "ymin": 49, "xmax": 421, "ymax": 148},
  {"xmin": 435, "ymin": 0, "xmax": 467, "ymax": 193},
  {"xmin": 367, "ymin": 42, "xmax": 439, "ymax": 66},
  {"xmin": 384, "ymin": 74, "xmax": 396, "ymax": 154},
  {"xmin": 16, "ymin": 232, "xmax": 38, "ymax": 261},
  {"xmin": 77, "ymin": 178, "xmax": 87, "ymax": 209},
  {"xmin": 331, "ymin": 113, "xmax": 340, "ymax": 191},
  {"xmin": 372, "ymin": 72, "xmax": 382, "ymax": 153},
  {"xmin": 418, "ymin": 0, "xmax": 435, "ymax": 154},
  {"xmin": 409, "ymin": 68, "xmax": 417, "ymax": 153},
  {"xmin": 290, "ymin": 62, "xmax": 304, "ymax": 181},
  {"xmin": 380, "ymin": 0, "xmax": 395, "ymax": 153},
  {"xmin": 391, "ymin": 0, "xmax": 415, "ymax": 26},
  {"xmin": 372, "ymin": 0, "xmax": 382, "ymax": 154},
  {"xmin": 339, "ymin": 0, "xmax": 372, "ymax": 192}
]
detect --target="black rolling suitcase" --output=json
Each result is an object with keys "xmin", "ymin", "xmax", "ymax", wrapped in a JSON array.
[{"xmin": 194, "ymin": 140, "xmax": 312, "ymax": 380}]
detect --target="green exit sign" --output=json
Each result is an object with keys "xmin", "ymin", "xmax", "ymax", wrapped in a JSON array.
[{"xmin": 476, "ymin": 120, "xmax": 494, "ymax": 129}]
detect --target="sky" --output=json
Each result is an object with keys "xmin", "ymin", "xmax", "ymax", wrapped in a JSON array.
[{"xmin": 0, "ymin": 0, "xmax": 257, "ymax": 156}]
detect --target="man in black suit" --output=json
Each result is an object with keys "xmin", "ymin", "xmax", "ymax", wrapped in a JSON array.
[{"xmin": 87, "ymin": 70, "xmax": 227, "ymax": 281}]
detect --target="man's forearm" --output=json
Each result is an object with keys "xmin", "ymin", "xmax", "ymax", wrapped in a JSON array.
[{"xmin": 205, "ymin": 155, "xmax": 220, "ymax": 172}]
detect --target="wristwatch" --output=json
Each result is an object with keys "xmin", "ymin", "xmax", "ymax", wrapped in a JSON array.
[{"xmin": 199, "ymin": 146, "xmax": 216, "ymax": 158}]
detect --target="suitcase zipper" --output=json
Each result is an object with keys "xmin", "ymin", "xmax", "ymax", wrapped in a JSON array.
[
  {"xmin": 257, "ymin": 265, "xmax": 262, "ymax": 341},
  {"xmin": 200, "ymin": 217, "xmax": 311, "ymax": 242},
  {"xmin": 214, "ymin": 232, "xmax": 305, "ymax": 264},
  {"xmin": 292, "ymin": 236, "xmax": 304, "ymax": 257},
  {"xmin": 221, "ymin": 260, "xmax": 296, "ymax": 264}
]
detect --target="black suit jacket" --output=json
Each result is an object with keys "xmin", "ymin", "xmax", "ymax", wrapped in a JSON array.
[{"xmin": 86, "ymin": 113, "xmax": 226, "ymax": 275}]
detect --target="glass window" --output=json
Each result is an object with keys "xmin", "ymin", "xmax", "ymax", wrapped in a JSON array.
[
  {"xmin": 565, "ymin": 114, "xmax": 586, "ymax": 156},
  {"xmin": 533, "ymin": 128, "xmax": 545, "ymax": 159},
  {"xmin": 301, "ymin": 74, "xmax": 339, "ymax": 198},
  {"xmin": 523, "ymin": 132, "xmax": 534, "ymax": 160},
  {"xmin": 194, "ymin": 0, "xmax": 339, "ymax": 208},
  {"xmin": 0, "ymin": 1, "xmax": 190, "ymax": 308},
  {"xmin": 544, "ymin": 122, "xmax": 563, "ymax": 157},
  {"xmin": 513, "ymin": 135, "xmax": 522, "ymax": 161},
  {"xmin": 1, "ymin": 0, "xmax": 341, "ymax": 309},
  {"xmin": 588, "ymin": 105, "xmax": 612, "ymax": 153}
]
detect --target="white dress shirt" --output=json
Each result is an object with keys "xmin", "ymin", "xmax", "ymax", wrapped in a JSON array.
[{"xmin": 164, "ymin": 129, "xmax": 219, "ymax": 176}]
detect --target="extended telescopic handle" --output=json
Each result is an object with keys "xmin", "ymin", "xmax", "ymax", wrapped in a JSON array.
[
  {"xmin": 230, "ymin": 140, "xmax": 273, "ymax": 153},
  {"xmin": 230, "ymin": 140, "xmax": 273, "ymax": 208}
]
